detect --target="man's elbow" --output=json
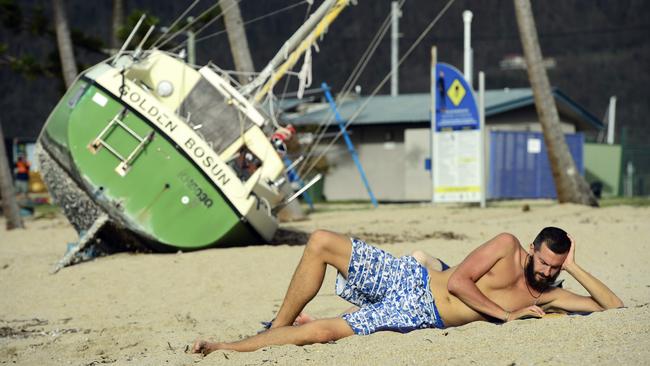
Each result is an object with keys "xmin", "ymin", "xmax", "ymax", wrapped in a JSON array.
[
  {"xmin": 609, "ymin": 298, "xmax": 625, "ymax": 309},
  {"xmin": 595, "ymin": 298, "xmax": 624, "ymax": 311},
  {"xmin": 447, "ymin": 274, "xmax": 465, "ymax": 296}
]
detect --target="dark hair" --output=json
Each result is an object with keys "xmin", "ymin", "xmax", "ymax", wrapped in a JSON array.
[{"xmin": 533, "ymin": 227, "xmax": 570, "ymax": 254}]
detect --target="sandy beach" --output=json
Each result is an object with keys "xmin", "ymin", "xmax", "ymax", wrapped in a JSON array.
[{"xmin": 1, "ymin": 202, "xmax": 649, "ymax": 365}]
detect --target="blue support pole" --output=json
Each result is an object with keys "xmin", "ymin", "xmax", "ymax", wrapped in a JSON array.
[
  {"xmin": 282, "ymin": 156, "xmax": 314, "ymax": 210},
  {"xmin": 321, "ymin": 82, "xmax": 378, "ymax": 207}
]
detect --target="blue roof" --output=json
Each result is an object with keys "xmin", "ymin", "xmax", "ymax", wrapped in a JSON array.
[{"xmin": 281, "ymin": 88, "xmax": 604, "ymax": 131}]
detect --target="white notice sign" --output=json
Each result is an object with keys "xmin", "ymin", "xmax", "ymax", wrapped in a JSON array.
[{"xmin": 433, "ymin": 129, "xmax": 482, "ymax": 202}]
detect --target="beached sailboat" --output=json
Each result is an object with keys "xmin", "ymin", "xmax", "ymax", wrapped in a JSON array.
[{"xmin": 38, "ymin": 0, "xmax": 350, "ymax": 267}]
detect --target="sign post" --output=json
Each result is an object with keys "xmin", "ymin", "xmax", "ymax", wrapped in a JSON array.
[
  {"xmin": 479, "ymin": 71, "xmax": 486, "ymax": 208},
  {"xmin": 430, "ymin": 46, "xmax": 437, "ymax": 202},
  {"xmin": 431, "ymin": 61, "xmax": 484, "ymax": 204}
]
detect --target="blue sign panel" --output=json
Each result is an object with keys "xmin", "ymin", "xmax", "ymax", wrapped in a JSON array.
[{"xmin": 433, "ymin": 63, "xmax": 479, "ymax": 131}]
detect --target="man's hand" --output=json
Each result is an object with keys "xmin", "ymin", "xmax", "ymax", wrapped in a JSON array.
[
  {"xmin": 507, "ymin": 305, "xmax": 546, "ymax": 322},
  {"xmin": 562, "ymin": 234, "xmax": 576, "ymax": 271},
  {"xmin": 550, "ymin": 233, "xmax": 624, "ymax": 310}
]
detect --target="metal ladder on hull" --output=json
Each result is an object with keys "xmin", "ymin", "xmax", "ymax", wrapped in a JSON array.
[{"xmin": 88, "ymin": 109, "xmax": 154, "ymax": 177}]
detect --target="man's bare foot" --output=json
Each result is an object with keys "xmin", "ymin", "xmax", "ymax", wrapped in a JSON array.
[
  {"xmin": 293, "ymin": 312, "xmax": 316, "ymax": 326},
  {"xmin": 191, "ymin": 339, "xmax": 220, "ymax": 356},
  {"xmin": 268, "ymin": 312, "xmax": 317, "ymax": 329}
]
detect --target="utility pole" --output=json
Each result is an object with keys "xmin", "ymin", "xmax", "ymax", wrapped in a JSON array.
[
  {"xmin": 187, "ymin": 16, "xmax": 196, "ymax": 65},
  {"xmin": 390, "ymin": 1, "xmax": 401, "ymax": 96},
  {"xmin": 513, "ymin": 0, "xmax": 597, "ymax": 206},
  {"xmin": 219, "ymin": 0, "xmax": 255, "ymax": 85},
  {"xmin": 462, "ymin": 10, "xmax": 473, "ymax": 87},
  {"xmin": 606, "ymin": 96, "xmax": 617, "ymax": 145},
  {"xmin": 0, "ymin": 122, "xmax": 24, "ymax": 229}
]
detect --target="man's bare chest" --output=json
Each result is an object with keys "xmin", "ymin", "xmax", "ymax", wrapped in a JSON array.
[{"xmin": 476, "ymin": 268, "xmax": 540, "ymax": 308}]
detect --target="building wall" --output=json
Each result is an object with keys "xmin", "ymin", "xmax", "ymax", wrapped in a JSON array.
[
  {"xmin": 584, "ymin": 143, "xmax": 622, "ymax": 197},
  {"xmin": 404, "ymin": 128, "xmax": 432, "ymax": 200},
  {"xmin": 323, "ymin": 125, "xmax": 406, "ymax": 201},
  {"xmin": 487, "ymin": 107, "xmax": 576, "ymax": 133},
  {"xmin": 320, "ymin": 110, "xmax": 585, "ymax": 202}
]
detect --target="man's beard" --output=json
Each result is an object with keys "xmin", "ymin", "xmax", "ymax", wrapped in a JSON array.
[{"xmin": 525, "ymin": 255, "xmax": 560, "ymax": 293}]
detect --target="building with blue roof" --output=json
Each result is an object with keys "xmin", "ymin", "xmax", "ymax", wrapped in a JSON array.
[{"xmin": 280, "ymin": 88, "xmax": 604, "ymax": 201}]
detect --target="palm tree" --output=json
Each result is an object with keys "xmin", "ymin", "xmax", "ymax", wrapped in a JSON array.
[
  {"xmin": 219, "ymin": 0, "xmax": 255, "ymax": 85},
  {"xmin": 111, "ymin": 0, "xmax": 125, "ymax": 52},
  {"xmin": 513, "ymin": 0, "xmax": 598, "ymax": 206},
  {"xmin": 52, "ymin": 0, "xmax": 78, "ymax": 88},
  {"xmin": 0, "ymin": 122, "xmax": 24, "ymax": 229}
]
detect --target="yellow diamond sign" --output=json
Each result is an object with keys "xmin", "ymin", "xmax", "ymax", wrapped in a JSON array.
[{"xmin": 447, "ymin": 79, "xmax": 466, "ymax": 106}]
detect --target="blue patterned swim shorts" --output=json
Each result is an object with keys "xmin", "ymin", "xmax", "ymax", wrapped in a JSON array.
[{"xmin": 336, "ymin": 238, "xmax": 445, "ymax": 335}]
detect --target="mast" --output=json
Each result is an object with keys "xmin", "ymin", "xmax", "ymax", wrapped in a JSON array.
[{"xmin": 240, "ymin": 0, "xmax": 352, "ymax": 102}]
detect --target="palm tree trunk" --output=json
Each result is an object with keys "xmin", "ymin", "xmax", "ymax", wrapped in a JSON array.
[
  {"xmin": 219, "ymin": 0, "xmax": 255, "ymax": 85},
  {"xmin": 111, "ymin": 0, "xmax": 125, "ymax": 52},
  {"xmin": 513, "ymin": 0, "xmax": 597, "ymax": 206},
  {"xmin": 0, "ymin": 123, "xmax": 24, "ymax": 230},
  {"xmin": 52, "ymin": 0, "xmax": 78, "ymax": 88}
]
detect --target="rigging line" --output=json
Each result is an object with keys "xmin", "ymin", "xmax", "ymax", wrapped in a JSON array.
[
  {"xmin": 302, "ymin": 7, "xmax": 392, "ymax": 143},
  {"xmin": 274, "ymin": 1, "xmax": 314, "ymax": 122},
  {"xmin": 219, "ymin": 70, "xmax": 260, "ymax": 76},
  {"xmin": 274, "ymin": 71, "xmax": 295, "ymax": 120},
  {"xmin": 325, "ymin": 0, "xmax": 403, "ymax": 116},
  {"xmin": 295, "ymin": 1, "xmax": 397, "ymax": 176},
  {"xmin": 295, "ymin": 17, "xmax": 390, "ymax": 176},
  {"xmin": 303, "ymin": 0, "xmax": 313, "ymax": 22},
  {"xmin": 171, "ymin": 0, "xmax": 308, "ymax": 53},
  {"xmin": 276, "ymin": 87, "xmax": 324, "ymax": 98},
  {"xmin": 338, "ymin": 1, "xmax": 401, "ymax": 102},
  {"xmin": 150, "ymin": 0, "xmax": 201, "ymax": 48},
  {"xmin": 156, "ymin": 0, "xmax": 243, "ymax": 49},
  {"xmin": 294, "ymin": 11, "xmax": 392, "ymax": 177},
  {"xmin": 299, "ymin": 0, "xmax": 457, "ymax": 179}
]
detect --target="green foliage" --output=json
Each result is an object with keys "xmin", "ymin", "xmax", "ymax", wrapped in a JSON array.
[
  {"xmin": 70, "ymin": 29, "xmax": 104, "ymax": 53},
  {"xmin": 10, "ymin": 55, "xmax": 42, "ymax": 79},
  {"xmin": 29, "ymin": 5, "xmax": 47, "ymax": 36},
  {"xmin": 600, "ymin": 197, "xmax": 650, "ymax": 207},
  {"xmin": 0, "ymin": 1, "xmax": 104, "ymax": 83},
  {"xmin": 191, "ymin": 6, "xmax": 223, "ymax": 30},
  {"xmin": 117, "ymin": 10, "xmax": 162, "ymax": 49},
  {"xmin": 117, "ymin": 7, "xmax": 224, "ymax": 52},
  {"xmin": 0, "ymin": 0, "xmax": 22, "ymax": 32}
]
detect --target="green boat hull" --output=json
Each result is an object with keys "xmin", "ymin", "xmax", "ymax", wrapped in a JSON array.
[{"xmin": 39, "ymin": 78, "xmax": 263, "ymax": 251}]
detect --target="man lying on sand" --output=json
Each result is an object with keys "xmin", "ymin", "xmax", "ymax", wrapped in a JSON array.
[{"xmin": 192, "ymin": 227, "xmax": 623, "ymax": 354}]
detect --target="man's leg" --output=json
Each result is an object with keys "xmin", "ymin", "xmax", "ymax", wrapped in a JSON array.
[
  {"xmin": 271, "ymin": 230, "xmax": 352, "ymax": 328},
  {"xmin": 193, "ymin": 318, "xmax": 353, "ymax": 354},
  {"xmin": 191, "ymin": 230, "xmax": 354, "ymax": 353}
]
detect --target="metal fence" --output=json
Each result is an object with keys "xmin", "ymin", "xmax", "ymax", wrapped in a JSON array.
[
  {"xmin": 621, "ymin": 142, "xmax": 650, "ymax": 196},
  {"xmin": 489, "ymin": 131, "xmax": 584, "ymax": 199}
]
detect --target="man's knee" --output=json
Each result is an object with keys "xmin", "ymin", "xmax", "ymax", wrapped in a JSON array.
[
  {"xmin": 306, "ymin": 230, "xmax": 338, "ymax": 256},
  {"xmin": 305, "ymin": 230, "xmax": 351, "ymax": 274},
  {"xmin": 411, "ymin": 250, "xmax": 426, "ymax": 260},
  {"xmin": 309, "ymin": 319, "xmax": 353, "ymax": 343}
]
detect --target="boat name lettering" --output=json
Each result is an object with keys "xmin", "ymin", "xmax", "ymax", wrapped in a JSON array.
[
  {"xmin": 122, "ymin": 85, "xmax": 177, "ymax": 134},
  {"xmin": 184, "ymin": 137, "xmax": 231, "ymax": 187},
  {"xmin": 178, "ymin": 172, "xmax": 213, "ymax": 209}
]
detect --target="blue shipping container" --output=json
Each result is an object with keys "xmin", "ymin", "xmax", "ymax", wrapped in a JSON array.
[{"xmin": 488, "ymin": 131, "xmax": 584, "ymax": 199}]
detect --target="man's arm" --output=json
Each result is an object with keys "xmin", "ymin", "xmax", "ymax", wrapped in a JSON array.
[
  {"xmin": 547, "ymin": 235, "xmax": 624, "ymax": 312},
  {"xmin": 448, "ymin": 233, "xmax": 543, "ymax": 321}
]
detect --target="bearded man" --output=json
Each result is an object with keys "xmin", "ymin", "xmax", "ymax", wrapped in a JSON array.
[{"xmin": 193, "ymin": 227, "xmax": 623, "ymax": 353}]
